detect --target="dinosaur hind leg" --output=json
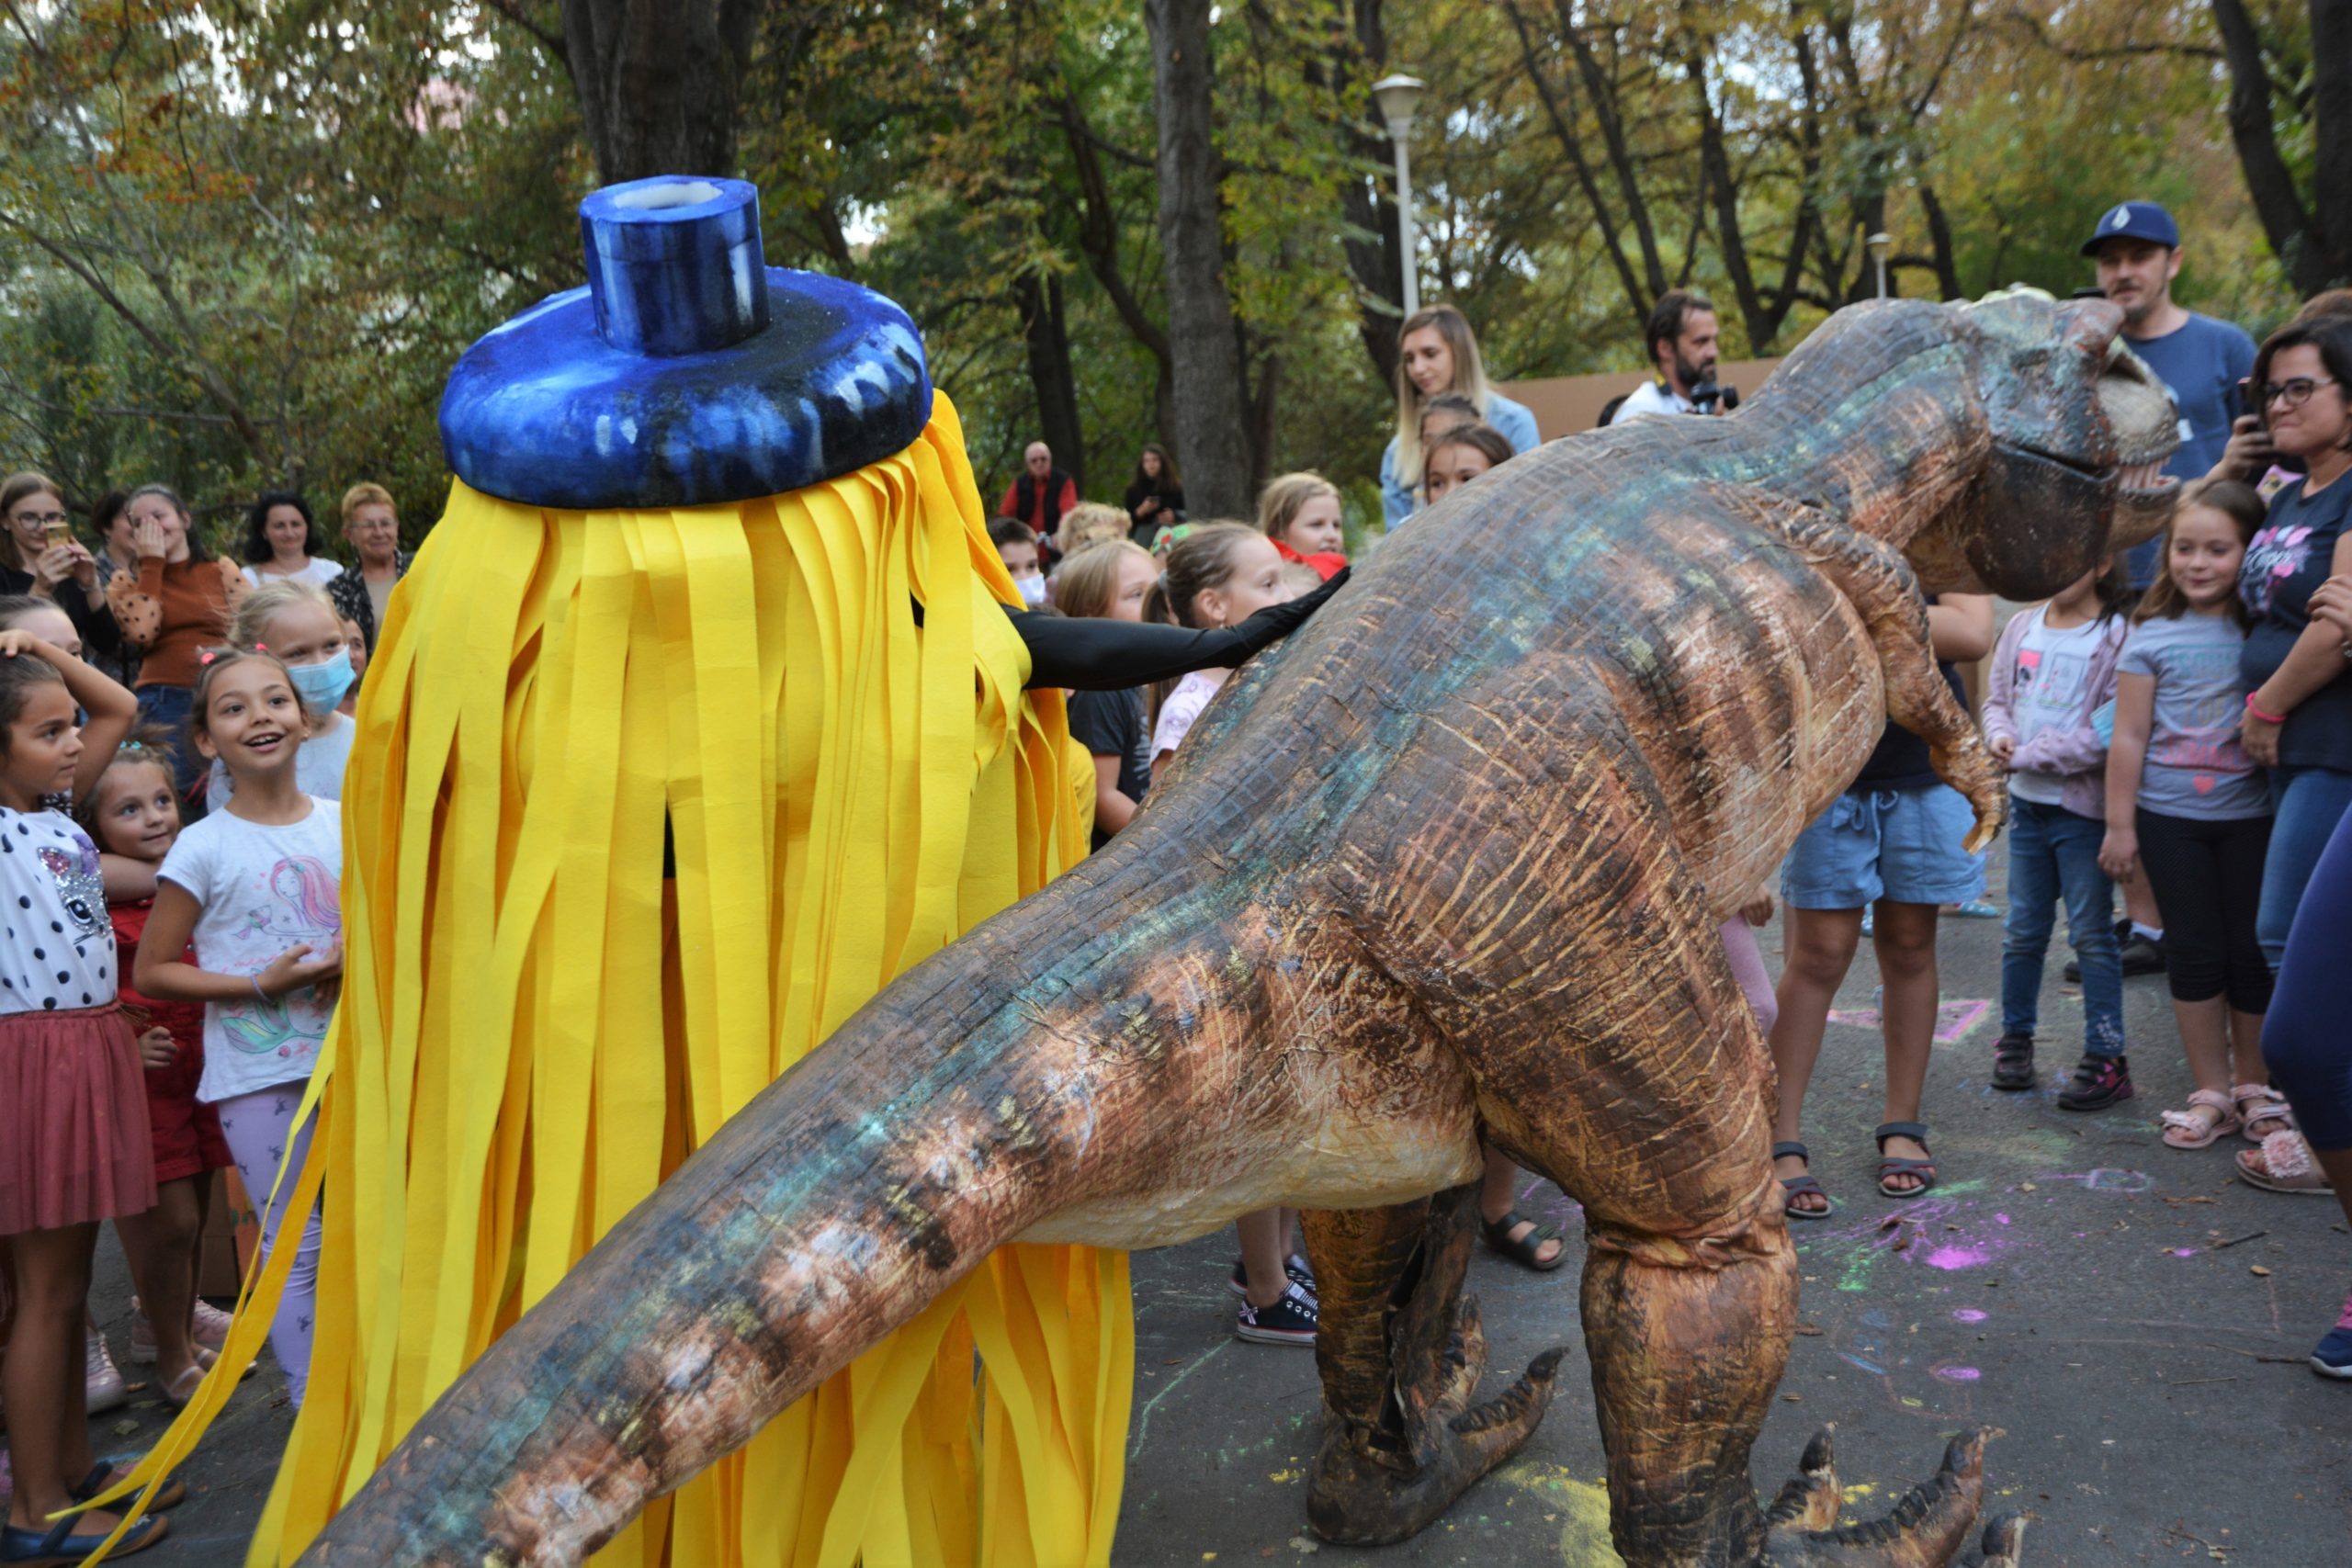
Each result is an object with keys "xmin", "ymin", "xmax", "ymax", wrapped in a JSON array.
[
  {"xmin": 1458, "ymin": 821, "xmax": 1995, "ymax": 1566},
  {"xmin": 1298, "ymin": 1186, "xmax": 1567, "ymax": 1546}
]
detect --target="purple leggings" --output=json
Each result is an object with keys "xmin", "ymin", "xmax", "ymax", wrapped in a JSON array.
[
  {"xmin": 2261, "ymin": 806, "xmax": 2352, "ymax": 1151},
  {"xmin": 212, "ymin": 1083, "xmax": 321, "ymax": 1407}
]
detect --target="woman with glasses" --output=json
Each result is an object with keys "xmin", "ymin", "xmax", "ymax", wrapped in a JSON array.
[
  {"xmin": 2212, "ymin": 312, "xmax": 2352, "ymax": 987},
  {"xmin": 0, "ymin": 473, "xmax": 123, "ymax": 663}
]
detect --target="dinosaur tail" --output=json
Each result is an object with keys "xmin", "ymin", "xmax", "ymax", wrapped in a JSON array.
[{"xmin": 296, "ymin": 853, "xmax": 1211, "ymax": 1567}]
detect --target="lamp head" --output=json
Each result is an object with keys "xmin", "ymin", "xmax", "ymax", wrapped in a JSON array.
[{"xmin": 1371, "ymin": 73, "xmax": 1425, "ymax": 136}]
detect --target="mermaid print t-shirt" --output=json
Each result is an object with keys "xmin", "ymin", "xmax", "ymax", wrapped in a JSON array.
[{"xmin": 157, "ymin": 798, "xmax": 342, "ymax": 1101}]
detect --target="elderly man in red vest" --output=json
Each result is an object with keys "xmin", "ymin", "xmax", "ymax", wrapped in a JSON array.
[{"xmin": 999, "ymin": 441, "xmax": 1080, "ymax": 552}]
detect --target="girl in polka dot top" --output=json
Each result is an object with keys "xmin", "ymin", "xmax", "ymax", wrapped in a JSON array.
[{"xmin": 0, "ymin": 623, "xmax": 167, "ymax": 1562}]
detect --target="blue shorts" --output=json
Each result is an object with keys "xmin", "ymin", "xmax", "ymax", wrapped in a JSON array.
[{"xmin": 1781, "ymin": 784, "xmax": 1988, "ymax": 911}]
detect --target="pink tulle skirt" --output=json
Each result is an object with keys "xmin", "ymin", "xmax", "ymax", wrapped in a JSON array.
[{"xmin": 0, "ymin": 1003, "xmax": 157, "ymax": 1234}]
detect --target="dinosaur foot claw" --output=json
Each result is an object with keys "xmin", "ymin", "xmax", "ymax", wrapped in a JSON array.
[
  {"xmin": 1305, "ymin": 1347, "xmax": 1568, "ymax": 1548},
  {"xmin": 1759, "ymin": 1428, "xmax": 2018, "ymax": 1567}
]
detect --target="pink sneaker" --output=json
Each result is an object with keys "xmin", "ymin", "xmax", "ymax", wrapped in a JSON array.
[
  {"xmin": 85, "ymin": 1326, "xmax": 127, "ymax": 1414},
  {"xmin": 192, "ymin": 1299, "xmax": 234, "ymax": 1350}
]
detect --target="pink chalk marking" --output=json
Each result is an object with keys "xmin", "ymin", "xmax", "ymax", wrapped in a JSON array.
[
  {"xmin": 2170, "ymin": 1247, "xmax": 2198, "ymax": 1258},
  {"xmin": 1951, "ymin": 1308, "xmax": 1988, "ymax": 1323},
  {"xmin": 1994, "ymin": 1213, "xmax": 2011, "ymax": 1225},
  {"xmin": 1826, "ymin": 998, "xmax": 1993, "ymax": 1044},
  {"xmin": 1933, "ymin": 1364, "xmax": 1984, "ymax": 1382},
  {"xmin": 1926, "ymin": 1245, "xmax": 1988, "ymax": 1270}
]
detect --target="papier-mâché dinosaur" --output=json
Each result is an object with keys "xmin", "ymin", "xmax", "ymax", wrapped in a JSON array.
[{"xmin": 292, "ymin": 292, "xmax": 2177, "ymax": 1568}]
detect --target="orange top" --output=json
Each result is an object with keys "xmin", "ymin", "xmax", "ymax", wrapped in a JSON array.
[{"xmin": 106, "ymin": 557, "xmax": 246, "ymax": 688}]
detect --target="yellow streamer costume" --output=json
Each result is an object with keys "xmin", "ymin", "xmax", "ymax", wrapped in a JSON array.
[{"xmin": 107, "ymin": 178, "xmax": 1132, "ymax": 1566}]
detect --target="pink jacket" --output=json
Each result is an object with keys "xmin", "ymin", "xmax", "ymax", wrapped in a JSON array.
[{"xmin": 1981, "ymin": 605, "xmax": 2129, "ymax": 821}]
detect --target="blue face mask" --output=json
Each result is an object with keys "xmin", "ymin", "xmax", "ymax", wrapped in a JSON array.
[{"xmin": 288, "ymin": 647, "xmax": 355, "ymax": 713}]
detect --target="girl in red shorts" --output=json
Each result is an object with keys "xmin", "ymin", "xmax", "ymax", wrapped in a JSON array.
[{"xmin": 82, "ymin": 728, "xmax": 236, "ymax": 1408}]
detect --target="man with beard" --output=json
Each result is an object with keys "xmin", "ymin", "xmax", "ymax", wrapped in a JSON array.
[
  {"xmin": 1610, "ymin": 289, "xmax": 1723, "ymax": 422},
  {"xmin": 2079, "ymin": 201, "xmax": 2258, "ymax": 979},
  {"xmin": 2085, "ymin": 200, "xmax": 2257, "ymax": 590}
]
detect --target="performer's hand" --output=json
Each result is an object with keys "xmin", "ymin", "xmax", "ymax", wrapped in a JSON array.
[{"xmin": 138, "ymin": 1024, "xmax": 178, "ymax": 1069}]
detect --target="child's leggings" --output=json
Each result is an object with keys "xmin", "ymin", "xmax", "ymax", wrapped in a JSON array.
[
  {"xmin": 2264, "ymin": 806, "xmax": 2352, "ymax": 1150},
  {"xmin": 2133, "ymin": 807, "xmax": 2273, "ymax": 1012},
  {"xmin": 212, "ymin": 1083, "xmax": 321, "ymax": 1407}
]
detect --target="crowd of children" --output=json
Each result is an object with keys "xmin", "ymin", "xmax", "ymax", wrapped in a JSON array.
[{"xmin": 0, "ymin": 517, "xmax": 350, "ymax": 1559}]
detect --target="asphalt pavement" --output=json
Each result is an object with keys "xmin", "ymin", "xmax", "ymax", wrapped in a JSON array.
[{"xmin": 40, "ymin": 852, "xmax": 2352, "ymax": 1566}]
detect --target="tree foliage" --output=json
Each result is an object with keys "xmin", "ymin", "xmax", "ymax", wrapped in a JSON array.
[{"xmin": 0, "ymin": 0, "xmax": 2326, "ymax": 537}]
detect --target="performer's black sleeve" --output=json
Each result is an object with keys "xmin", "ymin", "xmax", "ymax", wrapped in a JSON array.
[{"xmin": 1011, "ymin": 566, "xmax": 1350, "ymax": 692}]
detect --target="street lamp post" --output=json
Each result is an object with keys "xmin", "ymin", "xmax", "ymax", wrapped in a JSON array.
[
  {"xmin": 1866, "ymin": 231, "xmax": 1893, "ymax": 299},
  {"xmin": 1372, "ymin": 73, "xmax": 1425, "ymax": 321}
]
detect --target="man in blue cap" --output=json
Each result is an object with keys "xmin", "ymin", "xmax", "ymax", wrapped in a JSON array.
[
  {"xmin": 2084, "ymin": 199, "xmax": 2257, "ymax": 589},
  {"xmin": 2077, "ymin": 199, "xmax": 2257, "ymax": 978}
]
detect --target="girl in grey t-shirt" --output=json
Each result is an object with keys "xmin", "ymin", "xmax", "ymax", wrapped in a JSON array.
[{"xmin": 2100, "ymin": 482, "xmax": 2284, "ymax": 1152}]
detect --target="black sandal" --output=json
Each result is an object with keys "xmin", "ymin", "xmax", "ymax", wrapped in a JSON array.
[
  {"xmin": 74, "ymin": 1457, "xmax": 185, "ymax": 1512},
  {"xmin": 1774, "ymin": 1140, "xmax": 1834, "ymax": 1219},
  {"xmin": 1480, "ymin": 1210, "xmax": 1568, "ymax": 1271},
  {"xmin": 1874, "ymin": 1122, "xmax": 1938, "ymax": 1199}
]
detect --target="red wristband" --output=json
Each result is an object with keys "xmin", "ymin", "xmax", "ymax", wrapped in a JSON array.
[{"xmin": 2245, "ymin": 692, "xmax": 2288, "ymax": 726}]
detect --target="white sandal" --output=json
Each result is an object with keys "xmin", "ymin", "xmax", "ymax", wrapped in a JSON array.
[
  {"xmin": 2232, "ymin": 1082, "xmax": 2295, "ymax": 1143},
  {"xmin": 2237, "ymin": 1128, "xmax": 2335, "ymax": 1195},
  {"xmin": 2160, "ymin": 1089, "xmax": 2241, "ymax": 1150}
]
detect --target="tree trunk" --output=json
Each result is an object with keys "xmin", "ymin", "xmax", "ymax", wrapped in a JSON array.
[
  {"xmin": 1335, "ymin": 0, "xmax": 1404, "ymax": 389},
  {"xmin": 2208, "ymin": 0, "xmax": 2348, "ymax": 294},
  {"xmin": 1015, "ymin": 268, "xmax": 1086, "ymax": 494},
  {"xmin": 1147, "ymin": 0, "xmax": 1253, "ymax": 519},
  {"xmin": 559, "ymin": 0, "xmax": 761, "ymax": 184}
]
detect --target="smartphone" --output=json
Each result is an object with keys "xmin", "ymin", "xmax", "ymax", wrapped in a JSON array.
[{"xmin": 42, "ymin": 518, "xmax": 70, "ymax": 551}]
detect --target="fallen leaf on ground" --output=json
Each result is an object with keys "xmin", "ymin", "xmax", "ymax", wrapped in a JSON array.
[{"xmin": 2250, "ymin": 1265, "xmax": 2272, "ymax": 1277}]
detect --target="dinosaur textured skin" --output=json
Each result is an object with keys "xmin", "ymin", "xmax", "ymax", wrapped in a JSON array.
[{"xmin": 293, "ymin": 295, "xmax": 2175, "ymax": 1567}]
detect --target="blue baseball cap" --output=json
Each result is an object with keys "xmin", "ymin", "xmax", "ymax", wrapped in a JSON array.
[{"xmin": 2081, "ymin": 200, "xmax": 2179, "ymax": 255}]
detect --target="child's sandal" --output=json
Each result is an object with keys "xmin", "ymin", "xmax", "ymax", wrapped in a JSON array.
[
  {"xmin": 1479, "ymin": 1210, "xmax": 1568, "ymax": 1271},
  {"xmin": 2232, "ymin": 1083, "xmax": 2295, "ymax": 1142},
  {"xmin": 1774, "ymin": 1140, "xmax": 1834, "ymax": 1219},
  {"xmin": 1873, "ymin": 1122, "xmax": 1937, "ymax": 1199},
  {"xmin": 2160, "ymin": 1089, "xmax": 2242, "ymax": 1150}
]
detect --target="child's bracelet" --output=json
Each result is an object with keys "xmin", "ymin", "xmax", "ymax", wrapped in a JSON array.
[
  {"xmin": 250, "ymin": 973, "xmax": 270, "ymax": 1003},
  {"xmin": 2245, "ymin": 693, "xmax": 2289, "ymax": 726}
]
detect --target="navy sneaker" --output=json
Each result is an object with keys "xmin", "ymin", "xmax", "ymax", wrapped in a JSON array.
[
  {"xmin": 2058, "ymin": 1053, "xmax": 2133, "ymax": 1111},
  {"xmin": 1990, "ymin": 1032, "xmax": 2036, "ymax": 1091},
  {"xmin": 2312, "ymin": 1293, "xmax": 2352, "ymax": 1381},
  {"xmin": 1234, "ymin": 1281, "xmax": 1318, "ymax": 1347},
  {"xmin": 1227, "ymin": 1254, "xmax": 1316, "ymax": 1300}
]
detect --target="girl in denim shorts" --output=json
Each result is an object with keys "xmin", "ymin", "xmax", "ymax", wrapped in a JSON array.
[{"xmin": 1769, "ymin": 594, "xmax": 1994, "ymax": 1215}]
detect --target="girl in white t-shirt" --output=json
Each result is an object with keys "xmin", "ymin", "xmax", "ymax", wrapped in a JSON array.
[
  {"xmin": 135, "ymin": 648, "xmax": 342, "ymax": 1408},
  {"xmin": 206, "ymin": 579, "xmax": 358, "ymax": 812},
  {"xmin": 1146, "ymin": 525, "xmax": 1295, "ymax": 773},
  {"xmin": 0, "ymin": 625, "xmax": 164, "ymax": 1561},
  {"xmin": 1140, "ymin": 525, "xmax": 1324, "ymax": 1344}
]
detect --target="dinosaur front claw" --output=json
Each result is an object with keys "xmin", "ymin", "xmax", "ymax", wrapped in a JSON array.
[{"xmin": 1758, "ymin": 1428, "xmax": 2007, "ymax": 1568}]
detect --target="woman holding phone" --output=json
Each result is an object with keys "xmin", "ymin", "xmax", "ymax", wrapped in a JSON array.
[{"xmin": 0, "ymin": 471, "xmax": 122, "ymax": 660}]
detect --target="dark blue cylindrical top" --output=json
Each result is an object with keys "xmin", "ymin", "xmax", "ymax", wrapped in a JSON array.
[
  {"xmin": 579, "ymin": 177, "xmax": 771, "ymax": 356},
  {"xmin": 439, "ymin": 175, "xmax": 934, "ymax": 511}
]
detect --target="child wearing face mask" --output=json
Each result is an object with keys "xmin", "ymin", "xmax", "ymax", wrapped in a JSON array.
[
  {"xmin": 207, "ymin": 580, "xmax": 357, "ymax": 811},
  {"xmin": 988, "ymin": 514, "xmax": 1048, "ymax": 608}
]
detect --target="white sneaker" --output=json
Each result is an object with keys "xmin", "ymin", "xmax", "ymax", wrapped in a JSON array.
[{"xmin": 86, "ymin": 1326, "xmax": 127, "ymax": 1413}]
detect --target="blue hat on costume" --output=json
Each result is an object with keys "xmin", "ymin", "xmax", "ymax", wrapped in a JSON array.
[
  {"xmin": 439, "ymin": 176, "xmax": 933, "ymax": 511},
  {"xmin": 2079, "ymin": 200, "xmax": 2179, "ymax": 256}
]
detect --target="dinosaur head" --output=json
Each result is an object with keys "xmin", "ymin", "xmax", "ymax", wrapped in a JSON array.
[{"xmin": 1908, "ymin": 289, "xmax": 2179, "ymax": 596}]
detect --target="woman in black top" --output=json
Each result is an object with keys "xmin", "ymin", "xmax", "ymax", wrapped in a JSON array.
[{"xmin": 1122, "ymin": 445, "xmax": 1186, "ymax": 550}]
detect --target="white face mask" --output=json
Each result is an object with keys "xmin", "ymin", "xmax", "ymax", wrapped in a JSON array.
[{"xmin": 1016, "ymin": 574, "xmax": 1047, "ymax": 607}]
